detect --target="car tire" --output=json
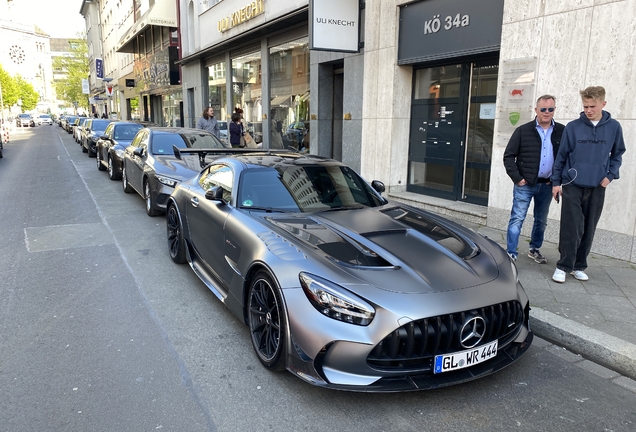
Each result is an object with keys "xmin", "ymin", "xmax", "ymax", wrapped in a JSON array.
[
  {"xmin": 166, "ymin": 204, "xmax": 187, "ymax": 264},
  {"xmin": 122, "ymin": 163, "xmax": 133, "ymax": 193},
  {"xmin": 247, "ymin": 271, "xmax": 287, "ymax": 371},
  {"xmin": 107, "ymin": 155, "xmax": 120, "ymax": 180},
  {"xmin": 96, "ymin": 149, "xmax": 106, "ymax": 170},
  {"xmin": 145, "ymin": 180, "xmax": 160, "ymax": 216},
  {"xmin": 82, "ymin": 142, "xmax": 88, "ymax": 153}
]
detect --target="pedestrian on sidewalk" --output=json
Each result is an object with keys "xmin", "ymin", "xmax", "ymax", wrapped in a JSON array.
[
  {"xmin": 196, "ymin": 107, "xmax": 220, "ymax": 138},
  {"xmin": 503, "ymin": 94, "xmax": 565, "ymax": 263},
  {"xmin": 551, "ymin": 86, "xmax": 626, "ymax": 283}
]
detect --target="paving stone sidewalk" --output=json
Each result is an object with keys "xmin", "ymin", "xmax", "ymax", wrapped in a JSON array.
[{"xmin": 474, "ymin": 224, "xmax": 636, "ymax": 380}]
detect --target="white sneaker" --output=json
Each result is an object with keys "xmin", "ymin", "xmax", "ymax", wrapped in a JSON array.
[
  {"xmin": 570, "ymin": 270, "xmax": 589, "ymax": 281},
  {"xmin": 552, "ymin": 268, "xmax": 566, "ymax": 283}
]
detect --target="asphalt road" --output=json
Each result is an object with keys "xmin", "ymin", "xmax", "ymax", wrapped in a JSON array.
[{"xmin": 0, "ymin": 125, "xmax": 635, "ymax": 432}]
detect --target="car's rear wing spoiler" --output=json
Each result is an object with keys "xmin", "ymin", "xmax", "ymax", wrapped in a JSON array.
[{"xmin": 172, "ymin": 146, "xmax": 297, "ymax": 168}]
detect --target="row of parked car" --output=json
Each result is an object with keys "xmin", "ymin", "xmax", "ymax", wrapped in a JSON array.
[{"xmin": 61, "ymin": 116, "xmax": 229, "ymax": 216}]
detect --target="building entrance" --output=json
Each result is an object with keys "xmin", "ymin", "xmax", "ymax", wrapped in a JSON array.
[{"xmin": 407, "ymin": 59, "xmax": 498, "ymax": 205}]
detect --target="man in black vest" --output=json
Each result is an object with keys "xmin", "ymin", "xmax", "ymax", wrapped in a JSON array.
[{"xmin": 503, "ymin": 95, "xmax": 565, "ymax": 263}]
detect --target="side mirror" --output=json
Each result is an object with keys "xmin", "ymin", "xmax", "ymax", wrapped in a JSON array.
[
  {"xmin": 371, "ymin": 180, "xmax": 385, "ymax": 194},
  {"xmin": 133, "ymin": 147, "xmax": 144, "ymax": 157},
  {"xmin": 205, "ymin": 186, "xmax": 225, "ymax": 203},
  {"xmin": 99, "ymin": 135, "xmax": 109, "ymax": 141}
]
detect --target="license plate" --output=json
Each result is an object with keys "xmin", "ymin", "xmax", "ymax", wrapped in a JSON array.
[{"xmin": 434, "ymin": 340, "xmax": 498, "ymax": 374}]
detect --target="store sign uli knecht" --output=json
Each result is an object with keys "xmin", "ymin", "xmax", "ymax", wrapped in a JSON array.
[
  {"xmin": 309, "ymin": 0, "xmax": 360, "ymax": 53},
  {"xmin": 218, "ymin": 0, "xmax": 264, "ymax": 33}
]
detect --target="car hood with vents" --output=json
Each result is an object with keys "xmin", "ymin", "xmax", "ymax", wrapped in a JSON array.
[{"xmin": 263, "ymin": 206, "xmax": 501, "ymax": 294}]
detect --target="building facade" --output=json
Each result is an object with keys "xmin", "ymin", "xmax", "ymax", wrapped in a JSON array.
[
  {"xmin": 174, "ymin": 0, "xmax": 636, "ymax": 262},
  {"xmin": 0, "ymin": 1, "xmax": 54, "ymax": 115},
  {"xmin": 179, "ymin": 0, "xmax": 309, "ymax": 149}
]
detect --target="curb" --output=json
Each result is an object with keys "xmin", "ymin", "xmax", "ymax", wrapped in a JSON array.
[{"xmin": 530, "ymin": 307, "xmax": 636, "ymax": 380}]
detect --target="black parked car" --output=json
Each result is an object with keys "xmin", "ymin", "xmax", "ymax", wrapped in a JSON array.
[
  {"xmin": 95, "ymin": 121, "xmax": 154, "ymax": 180},
  {"xmin": 121, "ymin": 127, "xmax": 228, "ymax": 216},
  {"xmin": 81, "ymin": 118, "xmax": 113, "ymax": 156}
]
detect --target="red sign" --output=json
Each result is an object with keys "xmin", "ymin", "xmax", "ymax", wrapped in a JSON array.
[{"xmin": 106, "ymin": 86, "xmax": 114, "ymax": 97}]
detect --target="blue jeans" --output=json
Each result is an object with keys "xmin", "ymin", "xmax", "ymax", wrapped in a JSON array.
[{"xmin": 506, "ymin": 182, "xmax": 553, "ymax": 257}]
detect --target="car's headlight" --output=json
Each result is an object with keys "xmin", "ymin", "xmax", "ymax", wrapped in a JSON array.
[
  {"xmin": 115, "ymin": 149, "xmax": 124, "ymax": 158},
  {"xmin": 155, "ymin": 174, "xmax": 178, "ymax": 187},
  {"xmin": 299, "ymin": 272, "xmax": 375, "ymax": 326}
]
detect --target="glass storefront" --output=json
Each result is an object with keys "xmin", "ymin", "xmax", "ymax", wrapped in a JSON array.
[
  {"xmin": 208, "ymin": 60, "xmax": 227, "ymax": 122},
  {"xmin": 162, "ymin": 91, "xmax": 183, "ymax": 127},
  {"xmin": 269, "ymin": 37, "xmax": 310, "ymax": 151},
  {"xmin": 232, "ymin": 51, "xmax": 262, "ymax": 143}
]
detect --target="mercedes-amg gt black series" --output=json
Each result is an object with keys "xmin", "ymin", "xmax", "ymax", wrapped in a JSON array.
[{"xmin": 165, "ymin": 149, "xmax": 533, "ymax": 392}]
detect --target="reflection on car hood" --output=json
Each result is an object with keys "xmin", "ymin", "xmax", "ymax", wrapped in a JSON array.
[
  {"xmin": 265, "ymin": 206, "xmax": 499, "ymax": 294},
  {"xmin": 153, "ymin": 154, "xmax": 203, "ymax": 180}
]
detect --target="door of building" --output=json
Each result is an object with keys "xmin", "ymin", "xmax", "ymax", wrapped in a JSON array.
[{"xmin": 407, "ymin": 60, "xmax": 497, "ymax": 205}]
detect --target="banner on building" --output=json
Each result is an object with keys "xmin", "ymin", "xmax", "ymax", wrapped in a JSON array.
[
  {"xmin": 81, "ymin": 79, "xmax": 89, "ymax": 95},
  {"xmin": 95, "ymin": 58, "xmax": 104, "ymax": 79},
  {"xmin": 309, "ymin": 0, "xmax": 360, "ymax": 53}
]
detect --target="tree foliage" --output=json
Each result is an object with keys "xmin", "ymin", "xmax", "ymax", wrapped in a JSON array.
[
  {"xmin": 0, "ymin": 64, "xmax": 20, "ymax": 108},
  {"xmin": 53, "ymin": 37, "xmax": 89, "ymax": 111},
  {"xmin": 0, "ymin": 64, "xmax": 39, "ymax": 112},
  {"xmin": 14, "ymin": 75, "xmax": 39, "ymax": 111}
]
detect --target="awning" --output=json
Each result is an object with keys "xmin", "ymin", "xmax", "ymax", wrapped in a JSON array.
[
  {"xmin": 116, "ymin": 0, "xmax": 177, "ymax": 53},
  {"xmin": 270, "ymin": 96, "xmax": 292, "ymax": 107}
]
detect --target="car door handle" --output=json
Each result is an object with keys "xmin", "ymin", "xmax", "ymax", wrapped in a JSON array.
[{"xmin": 191, "ymin": 197, "xmax": 199, "ymax": 207}]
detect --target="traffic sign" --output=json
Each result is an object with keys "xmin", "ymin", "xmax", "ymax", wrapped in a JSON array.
[{"xmin": 106, "ymin": 86, "xmax": 114, "ymax": 97}]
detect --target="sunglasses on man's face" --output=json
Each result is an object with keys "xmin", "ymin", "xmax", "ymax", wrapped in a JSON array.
[{"xmin": 539, "ymin": 107, "xmax": 555, "ymax": 112}]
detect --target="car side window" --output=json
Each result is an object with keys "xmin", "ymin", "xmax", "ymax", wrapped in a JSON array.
[
  {"xmin": 104, "ymin": 123, "xmax": 113, "ymax": 138},
  {"xmin": 130, "ymin": 130, "xmax": 147, "ymax": 148},
  {"xmin": 199, "ymin": 164, "xmax": 234, "ymax": 202}
]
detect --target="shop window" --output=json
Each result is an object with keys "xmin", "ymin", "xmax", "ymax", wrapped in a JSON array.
[
  {"xmin": 414, "ymin": 66, "xmax": 462, "ymax": 100},
  {"xmin": 163, "ymin": 92, "xmax": 183, "ymax": 127},
  {"xmin": 232, "ymin": 51, "xmax": 262, "ymax": 144},
  {"xmin": 269, "ymin": 37, "xmax": 310, "ymax": 151},
  {"xmin": 208, "ymin": 61, "xmax": 227, "ymax": 131},
  {"xmin": 153, "ymin": 26, "xmax": 161, "ymax": 51}
]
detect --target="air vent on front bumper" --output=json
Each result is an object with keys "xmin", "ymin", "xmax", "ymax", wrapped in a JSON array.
[{"xmin": 367, "ymin": 301, "xmax": 524, "ymax": 371}]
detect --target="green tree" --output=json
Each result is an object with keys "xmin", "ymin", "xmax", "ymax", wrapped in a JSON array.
[
  {"xmin": 53, "ymin": 37, "xmax": 89, "ymax": 111},
  {"xmin": 0, "ymin": 64, "xmax": 20, "ymax": 108},
  {"xmin": 14, "ymin": 75, "xmax": 39, "ymax": 111}
]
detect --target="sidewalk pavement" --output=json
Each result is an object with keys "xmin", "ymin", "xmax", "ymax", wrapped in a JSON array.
[{"xmin": 466, "ymin": 222, "xmax": 636, "ymax": 380}]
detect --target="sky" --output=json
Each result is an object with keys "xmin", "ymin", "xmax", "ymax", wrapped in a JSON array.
[{"xmin": 10, "ymin": 0, "xmax": 86, "ymax": 38}]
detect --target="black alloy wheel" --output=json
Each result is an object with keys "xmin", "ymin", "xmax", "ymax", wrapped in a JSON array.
[
  {"xmin": 121, "ymin": 163, "xmax": 133, "ymax": 193},
  {"xmin": 144, "ymin": 180, "xmax": 160, "ymax": 216},
  {"xmin": 247, "ymin": 271, "xmax": 286, "ymax": 371},
  {"xmin": 96, "ymin": 148, "xmax": 106, "ymax": 171},
  {"xmin": 107, "ymin": 155, "xmax": 119, "ymax": 180},
  {"xmin": 166, "ymin": 204, "xmax": 186, "ymax": 264}
]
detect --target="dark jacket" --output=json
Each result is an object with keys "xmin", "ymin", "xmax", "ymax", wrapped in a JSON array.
[
  {"xmin": 503, "ymin": 119, "xmax": 565, "ymax": 186},
  {"xmin": 229, "ymin": 121, "xmax": 243, "ymax": 146},
  {"xmin": 551, "ymin": 111, "xmax": 625, "ymax": 188}
]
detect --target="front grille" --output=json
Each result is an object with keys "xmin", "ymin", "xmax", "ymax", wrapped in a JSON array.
[{"xmin": 367, "ymin": 301, "xmax": 524, "ymax": 371}]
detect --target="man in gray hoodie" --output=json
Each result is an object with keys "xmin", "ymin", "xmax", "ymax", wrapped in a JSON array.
[{"xmin": 550, "ymin": 86, "xmax": 626, "ymax": 283}]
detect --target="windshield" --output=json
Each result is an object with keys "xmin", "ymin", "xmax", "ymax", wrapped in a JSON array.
[
  {"xmin": 113, "ymin": 124, "xmax": 143, "ymax": 140},
  {"xmin": 91, "ymin": 120, "xmax": 111, "ymax": 132},
  {"xmin": 238, "ymin": 165, "xmax": 385, "ymax": 212},
  {"xmin": 151, "ymin": 132, "xmax": 226, "ymax": 155}
]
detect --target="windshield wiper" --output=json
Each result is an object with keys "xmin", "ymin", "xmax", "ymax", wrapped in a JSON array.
[
  {"xmin": 324, "ymin": 205, "xmax": 365, "ymax": 212},
  {"xmin": 239, "ymin": 206, "xmax": 296, "ymax": 213}
]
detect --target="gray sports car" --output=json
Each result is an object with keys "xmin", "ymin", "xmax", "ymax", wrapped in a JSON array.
[{"xmin": 166, "ymin": 149, "xmax": 532, "ymax": 392}]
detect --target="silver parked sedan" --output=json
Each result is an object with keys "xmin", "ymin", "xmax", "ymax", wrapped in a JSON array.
[{"xmin": 166, "ymin": 149, "xmax": 532, "ymax": 392}]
